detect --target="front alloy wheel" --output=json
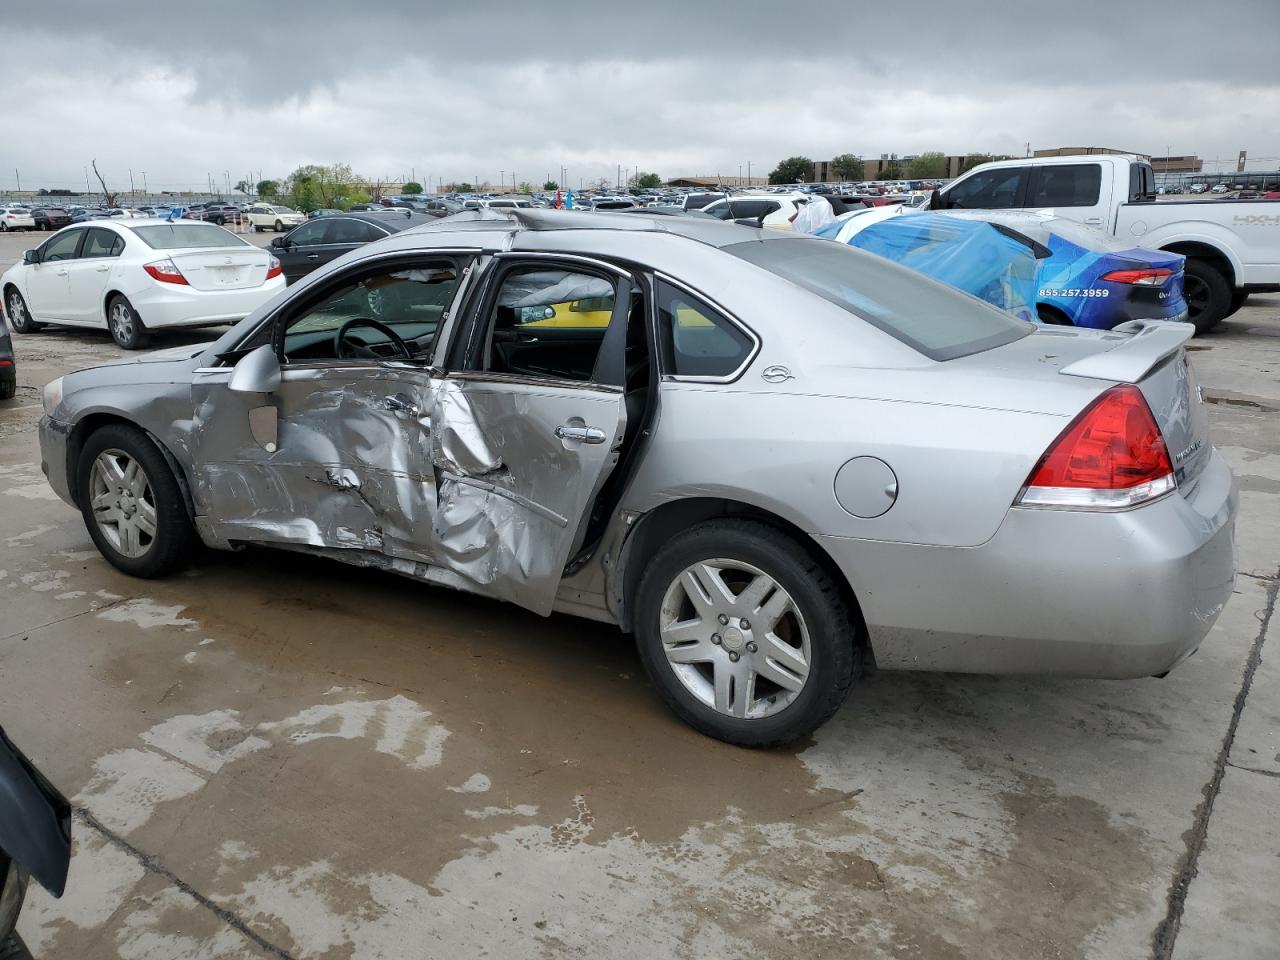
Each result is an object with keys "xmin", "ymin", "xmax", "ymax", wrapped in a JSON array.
[
  {"xmin": 6, "ymin": 290, "xmax": 40, "ymax": 333},
  {"xmin": 88, "ymin": 449, "xmax": 158, "ymax": 558}
]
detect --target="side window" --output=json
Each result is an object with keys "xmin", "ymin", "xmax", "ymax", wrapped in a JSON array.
[
  {"xmin": 1027, "ymin": 163, "xmax": 1102, "ymax": 207},
  {"xmin": 82, "ymin": 228, "xmax": 122, "ymax": 258},
  {"xmin": 41, "ymin": 229, "xmax": 84, "ymax": 262},
  {"xmin": 657, "ymin": 281, "xmax": 754, "ymax": 379},
  {"xmin": 326, "ymin": 218, "xmax": 377, "ymax": 244},
  {"xmin": 477, "ymin": 267, "xmax": 618, "ymax": 383},
  {"xmin": 944, "ymin": 168, "xmax": 1028, "ymax": 209},
  {"xmin": 278, "ymin": 261, "xmax": 463, "ymax": 363},
  {"xmin": 287, "ymin": 221, "xmax": 329, "ymax": 246}
]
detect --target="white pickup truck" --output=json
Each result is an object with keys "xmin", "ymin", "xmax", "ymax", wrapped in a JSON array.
[{"xmin": 929, "ymin": 154, "xmax": 1280, "ymax": 331}]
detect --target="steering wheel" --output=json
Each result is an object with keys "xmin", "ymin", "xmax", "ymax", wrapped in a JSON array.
[{"xmin": 334, "ymin": 317, "xmax": 412, "ymax": 361}]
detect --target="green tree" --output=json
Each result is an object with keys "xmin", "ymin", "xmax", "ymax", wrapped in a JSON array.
[
  {"xmin": 446, "ymin": 182, "xmax": 474, "ymax": 193},
  {"xmin": 877, "ymin": 162, "xmax": 903, "ymax": 180},
  {"xmin": 517, "ymin": 181, "xmax": 534, "ymax": 195},
  {"xmin": 769, "ymin": 156, "xmax": 815, "ymax": 185},
  {"xmin": 630, "ymin": 172, "xmax": 663, "ymax": 189},
  {"xmin": 961, "ymin": 153, "xmax": 995, "ymax": 172},
  {"xmin": 542, "ymin": 180, "xmax": 559, "ymax": 191},
  {"xmin": 343, "ymin": 190, "xmax": 372, "ymax": 209},
  {"xmin": 907, "ymin": 152, "xmax": 947, "ymax": 179},
  {"xmin": 830, "ymin": 154, "xmax": 864, "ymax": 181},
  {"xmin": 256, "ymin": 179, "xmax": 279, "ymax": 198},
  {"xmin": 402, "ymin": 181, "xmax": 423, "ymax": 195}
]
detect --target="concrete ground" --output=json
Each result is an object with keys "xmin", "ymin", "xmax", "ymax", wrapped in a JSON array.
[{"xmin": 0, "ymin": 228, "xmax": 1277, "ymax": 960}]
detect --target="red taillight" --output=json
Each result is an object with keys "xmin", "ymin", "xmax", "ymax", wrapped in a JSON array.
[
  {"xmin": 265, "ymin": 255, "xmax": 282, "ymax": 280},
  {"xmin": 143, "ymin": 259, "xmax": 188, "ymax": 285},
  {"xmin": 0, "ymin": 359, "xmax": 11, "ymax": 367},
  {"xmin": 1018, "ymin": 384, "xmax": 1175, "ymax": 509},
  {"xmin": 1100, "ymin": 267, "xmax": 1173, "ymax": 286}
]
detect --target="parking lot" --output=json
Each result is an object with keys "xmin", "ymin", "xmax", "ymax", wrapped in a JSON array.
[{"xmin": 1, "ymin": 224, "xmax": 1278, "ymax": 959}]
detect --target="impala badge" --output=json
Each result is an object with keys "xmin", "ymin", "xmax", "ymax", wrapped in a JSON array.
[{"xmin": 762, "ymin": 365, "xmax": 794, "ymax": 383}]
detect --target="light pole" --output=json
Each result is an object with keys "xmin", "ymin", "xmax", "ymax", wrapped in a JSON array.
[
  {"xmin": 747, "ymin": 160, "xmax": 752, "ymax": 183},
  {"xmin": 141, "ymin": 171, "xmax": 147, "ymax": 195}
]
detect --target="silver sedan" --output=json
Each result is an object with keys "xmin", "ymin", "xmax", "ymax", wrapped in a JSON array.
[{"xmin": 29, "ymin": 210, "xmax": 1236, "ymax": 745}]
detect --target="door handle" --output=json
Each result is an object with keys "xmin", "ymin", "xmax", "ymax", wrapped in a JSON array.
[
  {"xmin": 383, "ymin": 394, "xmax": 419, "ymax": 417},
  {"xmin": 1083, "ymin": 217, "xmax": 1103, "ymax": 225},
  {"xmin": 95, "ymin": 265, "xmax": 110, "ymax": 272},
  {"xmin": 55, "ymin": 269, "xmax": 68, "ymax": 276},
  {"xmin": 555, "ymin": 424, "xmax": 607, "ymax": 444},
  {"xmin": 306, "ymin": 254, "xmax": 320, "ymax": 260}
]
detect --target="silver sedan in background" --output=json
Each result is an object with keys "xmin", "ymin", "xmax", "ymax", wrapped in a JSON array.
[{"xmin": 32, "ymin": 210, "xmax": 1236, "ymax": 745}]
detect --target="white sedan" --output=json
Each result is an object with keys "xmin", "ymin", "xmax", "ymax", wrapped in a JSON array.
[{"xmin": 1, "ymin": 219, "xmax": 285, "ymax": 349}]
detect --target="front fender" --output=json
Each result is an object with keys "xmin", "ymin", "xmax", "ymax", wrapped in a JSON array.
[{"xmin": 0, "ymin": 727, "xmax": 71, "ymax": 898}]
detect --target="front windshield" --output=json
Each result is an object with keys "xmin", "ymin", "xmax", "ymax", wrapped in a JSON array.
[
  {"xmin": 131, "ymin": 223, "xmax": 251, "ymax": 249},
  {"xmin": 724, "ymin": 238, "xmax": 1031, "ymax": 361}
]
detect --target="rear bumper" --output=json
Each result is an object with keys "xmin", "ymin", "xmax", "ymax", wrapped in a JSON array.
[
  {"xmin": 818, "ymin": 448, "xmax": 1237, "ymax": 678},
  {"xmin": 129, "ymin": 276, "xmax": 285, "ymax": 329}
]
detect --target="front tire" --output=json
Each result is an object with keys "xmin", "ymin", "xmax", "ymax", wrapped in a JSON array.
[
  {"xmin": 107, "ymin": 294, "xmax": 149, "ymax": 350},
  {"xmin": 77, "ymin": 424, "xmax": 195, "ymax": 578},
  {"xmin": 1183, "ymin": 259, "xmax": 1230, "ymax": 333},
  {"xmin": 274, "ymin": 219, "xmax": 284, "ymax": 232},
  {"xmin": 5, "ymin": 289, "xmax": 41, "ymax": 333},
  {"xmin": 634, "ymin": 519, "xmax": 861, "ymax": 746}
]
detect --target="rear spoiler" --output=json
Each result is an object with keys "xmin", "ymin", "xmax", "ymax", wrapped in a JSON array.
[{"xmin": 1058, "ymin": 319, "xmax": 1194, "ymax": 383}]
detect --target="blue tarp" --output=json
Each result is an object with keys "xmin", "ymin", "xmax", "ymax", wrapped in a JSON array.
[{"xmin": 842, "ymin": 213, "xmax": 1040, "ymax": 323}]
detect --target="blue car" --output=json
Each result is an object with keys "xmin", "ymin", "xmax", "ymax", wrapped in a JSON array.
[{"xmin": 839, "ymin": 211, "xmax": 1188, "ymax": 330}]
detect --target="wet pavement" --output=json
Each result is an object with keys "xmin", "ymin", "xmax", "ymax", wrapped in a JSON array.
[{"xmin": 1, "ymin": 227, "xmax": 1278, "ymax": 959}]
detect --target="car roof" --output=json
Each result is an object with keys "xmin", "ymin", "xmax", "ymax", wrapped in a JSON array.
[{"xmin": 393, "ymin": 207, "xmax": 809, "ymax": 252}]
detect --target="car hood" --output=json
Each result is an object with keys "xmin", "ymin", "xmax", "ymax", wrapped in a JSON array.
[{"xmin": 61, "ymin": 345, "xmax": 205, "ymax": 396}]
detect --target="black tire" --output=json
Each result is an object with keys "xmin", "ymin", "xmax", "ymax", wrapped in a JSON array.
[
  {"xmin": 0, "ymin": 374, "xmax": 15, "ymax": 401},
  {"xmin": 5, "ymin": 289, "xmax": 41, "ymax": 333},
  {"xmin": 107, "ymin": 294, "xmax": 149, "ymax": 350},
  {"xmin": 76, "ymin": 423, "xmax": 195, "ymax": 578},
  {"xmin": 634, "ymin": 519, "xmax": 861, "ymax": 747},
  {"xmin": 1228, "ymin": 290, "xmax": 1250, "ymax": 316},
  {"xmin": 1183, "ymin": 259, "xmax": 1231, "ymax": 333},
  {"xmin": 0, "ymin": 933, "xmax": 35, "ymax": 960},
  {"xmin": 254, "ymin": 224, "xmax": 264, "ymax": 233},
  {"xmin": 274, "ymin": 219, "xmax": 284, "ymax": 232},
  {"xmin": 1036, "ymin": 304, "xmax": 1072, "ymax": 325}
]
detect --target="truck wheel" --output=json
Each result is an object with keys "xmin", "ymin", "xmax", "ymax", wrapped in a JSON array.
[
  {"xmin": 634, "ymin": 519, "xmax": 861, "ymax": 746},
  {"xmin": 1183, "ymin": 259, "xmax": 1230, "ymax": 333}
]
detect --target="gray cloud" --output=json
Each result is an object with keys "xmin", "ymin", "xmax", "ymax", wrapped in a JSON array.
[{"xmin": 4, "ymin": 0, "xmax": 1278, "ymax": 192}]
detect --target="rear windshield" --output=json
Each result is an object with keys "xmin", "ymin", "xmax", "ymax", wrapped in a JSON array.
[
  {"xmin": 724, "ymin": 238, "xmax": 1031, "ymax": 361},
  {"xmin": 130, "ymin": 224, "xmax": 250, "ymax": 249}
]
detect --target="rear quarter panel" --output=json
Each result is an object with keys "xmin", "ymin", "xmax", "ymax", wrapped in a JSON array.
[
  {"xmin": 622, "ymin": 382, "xmax": 1075, "ymax": 548},
  {"xmin": 1116, "ymin": 201, "xmax": 1280, "ymax": 286}
]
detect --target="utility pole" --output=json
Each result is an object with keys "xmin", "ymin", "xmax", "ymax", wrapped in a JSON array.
[
  {"xmin": 14, "ymin": 169, "xmax": 19, "ymax": 192},
  {"xmin": 84, "ymin": 166, "xmax": 90, "ymax": 194},
  {"xmin": 747, "ymin": 160, "xmax": 752, "ymax": 183},
  {"xmin": 129, "ymin": 169, "xmax": 135, "ymax": 194},
  {"xmin": 141, "ymin": 171, "xmax": 147, "ymax": 194}
]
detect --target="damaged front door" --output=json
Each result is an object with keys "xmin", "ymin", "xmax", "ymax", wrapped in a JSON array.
[
  {"xmin": 190, "ymin": 256, "xmax": 471, "ymax": 563},
  {"xmin": 426, "ymin": 257, "xmax": 633, "ymax": 615}
]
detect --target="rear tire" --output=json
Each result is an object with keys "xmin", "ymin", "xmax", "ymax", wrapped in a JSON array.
[
  {"xmin": 76, "ymin": 424, "xmax": 195, "ymax": 578},
  {"xmin": 107, "ymin": 294, "xmax": 149, "ymax": 350},
  {"xmin": 0, "ymin": 375, "xmax": 15, "ymax": 401},
  {"xmin": 274, "ymin": 220, "xmax": 284, "ymax": 232},
  {"xmin": 1228, "ymin": 290, "xmax": 1250, "ymax": 316},
  {"xmin": 1183, "ymin": 259, "xmax": 1231, "ymax": 333},
  {"xmin": 5, "ymin": 289, "xmax": 41, "ymax": 333},
  {"xmin": 1036, "ymin": 304, "xmax": 1072, "ymax": 325},
  {"xmin": 634, "ymin": 519, "xmax": 861, "ymax": 746},
  {"xmin": 254, "ymin": 224, "xmax": 263, "ymax": 233}
]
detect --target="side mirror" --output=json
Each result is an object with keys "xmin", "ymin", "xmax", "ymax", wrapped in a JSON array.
[
  {"xmin": 270, "ymin": 236, "xmax": 288, "ymax": 249},
  {"xmin": 23, "ymin": 249, "xmax": 39, "ymax": 265},
  {"xmin": 228, "ymin": 344, "xmax": 281, "ymax": 394}
]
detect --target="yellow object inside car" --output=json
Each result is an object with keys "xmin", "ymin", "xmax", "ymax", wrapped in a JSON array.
[{"xmin": 520, "ymin": 299, "xmax": 716, "ymax": 329}]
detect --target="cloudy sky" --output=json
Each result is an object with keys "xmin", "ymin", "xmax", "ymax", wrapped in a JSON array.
[{"xmin": 4, "ymin": 0, "xmax": 1278, "ymax": 194}]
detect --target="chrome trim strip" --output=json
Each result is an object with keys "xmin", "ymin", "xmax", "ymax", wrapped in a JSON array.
[
  {"xmin": 444, "ymin": 369, "xmax": 624, "ymax": 395},
  {"xmin": 494, "ymin": 250, "xmax": 633, "ymax": 278}
]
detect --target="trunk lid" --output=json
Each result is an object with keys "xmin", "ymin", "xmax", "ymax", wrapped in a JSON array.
[{"xmin": 168, "ymin": 247, "xmax": 269, "ymax": 291}]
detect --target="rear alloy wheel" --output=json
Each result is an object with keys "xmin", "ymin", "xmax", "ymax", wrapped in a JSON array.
[
  {"xmin": 77, "ymin": 425, "xmax": 194, "ymax": 577},
  {"xmin": 635, "ymin": 519, "xmax": 860, "ymax": 746},
  {"xmin": 5, "ymin": 289, "xmax": 41, "ymax": 333},
  {"xmin": 1182, "ymin": 259, "xmax": 1230, "ymax": 333},
  {"xmin": 107, "ymin": 294, "xmax": 149, "ymax": 350}
]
